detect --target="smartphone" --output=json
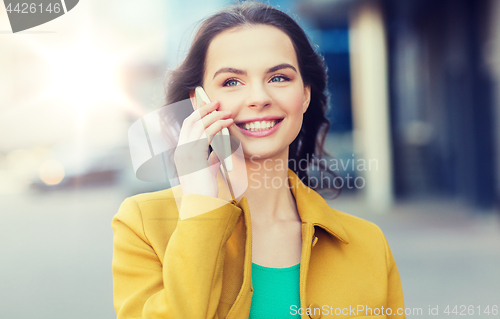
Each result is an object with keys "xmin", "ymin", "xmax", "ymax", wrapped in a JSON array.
[{"xmin": 195, "ymin": 86, "xmax": 233, "ymax": 172}]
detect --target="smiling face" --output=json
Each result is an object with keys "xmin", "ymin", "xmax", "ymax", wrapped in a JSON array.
[{"xmin": 201, "ymin": 24, "xmax": 311, "ymax": 160}]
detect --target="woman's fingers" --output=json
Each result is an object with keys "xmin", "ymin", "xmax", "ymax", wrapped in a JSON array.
[
  {"xmin": 180, "ymin": 100, "xmax": 217, "ymax": 130},
  {"xmin": 179, "ymin": 101, "xmax": 220, "ymax": 141},
  {"xmin": 197, "ymin": 100, "xmax": 219, "ymax": 118},
  {"xmin": 179, "ymin": 99, "xmax": 233, "ymax": 151},
  {"xmin": 178, "ymin": 109, "xmax": 203, "ymax": 143},
  {"xmin": 202, "ymin": 109, "xmax": 232, "ymax": 128},
  {"xmin": 174, "ymin": 100, "xmax": 232, "ymax": 199},
  {"xmin": 204, "ymin": 119, "xmax": 233, "ymax": 141},
  {"xmin": 190, "ymin": 104, "xmax": 232, "ymax": 141}
]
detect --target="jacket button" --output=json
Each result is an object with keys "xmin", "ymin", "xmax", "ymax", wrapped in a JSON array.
[
  {"xmin": 312, "ymin": 236, "xmax": 318, "ymax": 247},
  {"xmin": 308, "ymin": 303, "xmax": 321, "ymax": 319}
]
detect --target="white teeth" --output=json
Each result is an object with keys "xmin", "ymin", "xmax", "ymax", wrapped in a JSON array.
[{"xmin": 243, "ymin": 120, "xmax": 279, "ymax": 131}]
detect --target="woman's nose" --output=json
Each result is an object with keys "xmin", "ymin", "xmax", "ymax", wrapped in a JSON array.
[{"xmin": 245, "ymin": 83, "xmax": 272, "ymax": 108}]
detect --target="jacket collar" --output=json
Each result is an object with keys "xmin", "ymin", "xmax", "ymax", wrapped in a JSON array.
[{"xmin": 287, "ymin": 169, "xmax": 350, "ymax": 244}]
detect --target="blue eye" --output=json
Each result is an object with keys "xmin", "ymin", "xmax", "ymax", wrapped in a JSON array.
[
  {"xmin": 270, "ymin": 75, "xmax": 290, "ymax": 83},
  {"xmin": 223, "ymin": 78, "xmax": 240, "ymax": 87}
]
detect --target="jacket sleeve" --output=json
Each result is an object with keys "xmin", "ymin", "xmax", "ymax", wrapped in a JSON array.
[
  {"xmin": 381, "ymin": 232, "xmax": 406, "ymax": 318},
  {"xmin": 112, "ymin": 194, "xmax": 242, "ymax": 319}
]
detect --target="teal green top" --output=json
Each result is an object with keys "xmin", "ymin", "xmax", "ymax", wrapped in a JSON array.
[{"xmin": 249, "ymin": 262, "xmax": 301, "ymax": 319}]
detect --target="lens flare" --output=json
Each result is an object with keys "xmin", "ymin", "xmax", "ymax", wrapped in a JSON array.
[{"xmin": 39, "ymin": 159, "xmax": 65, "ymax": 185}]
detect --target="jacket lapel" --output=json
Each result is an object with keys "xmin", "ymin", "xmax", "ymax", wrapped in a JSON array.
[
  {"xmin": 287, "ymin": 169, "xmax": 349, "ymax": 244},
  {"xmin": 220, "ymin": 169, "xmax": 349, "ymax": 318}
]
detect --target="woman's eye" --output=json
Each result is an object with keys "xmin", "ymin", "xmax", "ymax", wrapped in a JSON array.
[
  {"xmin": 223, "ymin": 79, "xmax": 240, "ymax": 87},
  {"xmin": 270, "ymin": 75, "xmax": 290, "ymax": 83}
]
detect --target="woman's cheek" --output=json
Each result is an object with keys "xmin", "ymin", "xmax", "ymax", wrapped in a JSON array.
[
  {"xmin": 286, "ymin": 94, "xmax": 307, "ymax": 113},
  {"xmin": 219, "ymin": 95, "xmax": 242, "ymax": 113},
  {"xmin": 284, "ymin": 85, "xmax": 306, "ymax": 106}
]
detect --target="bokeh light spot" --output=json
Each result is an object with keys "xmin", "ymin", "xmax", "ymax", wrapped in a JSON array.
[{"xmin": 39, "ymin": 160, "xmax": 65, "ymax": 186}]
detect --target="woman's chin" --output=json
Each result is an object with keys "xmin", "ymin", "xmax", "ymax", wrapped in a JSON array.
[{"xmin": 241, "ymin": 146, "xmax": 288, "ymax": 162}]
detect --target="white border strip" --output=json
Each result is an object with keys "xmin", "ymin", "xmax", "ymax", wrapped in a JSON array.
[{"xmin": 60, "ymin": 0, "xmax": 68, "ymax": 13}]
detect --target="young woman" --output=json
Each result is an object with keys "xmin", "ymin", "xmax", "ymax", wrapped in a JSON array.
[{"xmin": 112, "ymin": 2, "xmax": 405, "ymax": 318}]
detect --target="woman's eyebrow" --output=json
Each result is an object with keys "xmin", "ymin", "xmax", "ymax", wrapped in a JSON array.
[
  {"xmin": 212, "ymin": 63, "xmax": 297, "ymax": 79},
  {"xmin": 213, "ymin": 67, "xmax": 246, "ymax": 79},
  {"xmin": 266, "ymin": 63, "xmax": 297, "ymax": 74}
]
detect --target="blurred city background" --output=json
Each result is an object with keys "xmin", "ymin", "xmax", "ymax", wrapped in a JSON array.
[{"xmin": 1, "ymin": 0, "xmax": 499, "ymax": 318}]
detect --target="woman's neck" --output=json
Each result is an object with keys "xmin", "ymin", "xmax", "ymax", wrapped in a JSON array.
[{"xmin": 237, "ymin": 149, "xmax": 300, "ymax": 223}]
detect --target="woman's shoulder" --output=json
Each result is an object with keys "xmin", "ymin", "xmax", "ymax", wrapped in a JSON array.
[
  {"xmin": 332, "ymin": 208, "xmax": 383, "ymax": 234},
  {"xmin": 113, "ymin": 186, "xmax": 182, "ymax": 229},
  {"xmin": 327, "ymin": 206, "xmax": 390, "ymax": 251},
  {"xmin": 124, "ymin": 186, "xmax": 180, "ymax": 208}
]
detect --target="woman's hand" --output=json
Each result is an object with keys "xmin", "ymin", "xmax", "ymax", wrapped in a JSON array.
[{"xmin": 174, "ymin": 100, "xmax": 233, "ymax": 198}]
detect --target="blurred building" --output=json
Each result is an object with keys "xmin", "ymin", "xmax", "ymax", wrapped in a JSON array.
[{"xmin": 298, "ymin": 0, "xmax": 500, "ymax": 210}]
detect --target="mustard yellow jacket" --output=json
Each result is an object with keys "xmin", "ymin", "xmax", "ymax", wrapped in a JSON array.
[{"xmin": 112, "ymin": 169, "xmax": 405, "ymax": 318}]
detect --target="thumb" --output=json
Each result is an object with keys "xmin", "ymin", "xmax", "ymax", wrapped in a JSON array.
[{"xmin": 208, "ymin": 151, "xmax": 221, "ymax": 174}]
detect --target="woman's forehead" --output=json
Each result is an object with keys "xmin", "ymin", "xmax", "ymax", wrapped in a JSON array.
[{"xmin": 204, "ymin": 25, "xmax": 298, "ymax": 77}]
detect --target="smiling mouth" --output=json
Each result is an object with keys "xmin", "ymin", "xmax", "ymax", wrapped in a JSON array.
[{"xmin": 236, "ymin": 119, "xmax": 283, "ymax": 131}]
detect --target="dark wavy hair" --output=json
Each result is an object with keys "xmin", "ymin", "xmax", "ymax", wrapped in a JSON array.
[{"xmin": 162, "ymin": 1, "xmax": 341, "ymax": 198}]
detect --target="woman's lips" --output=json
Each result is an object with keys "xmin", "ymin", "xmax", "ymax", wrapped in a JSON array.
[{"xmin": 236, "ymin": 119, "xmax": 283, "ymax": 137}]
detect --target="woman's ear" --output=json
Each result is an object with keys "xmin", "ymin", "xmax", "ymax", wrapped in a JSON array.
[
  {"xmin": 303, "ymin": 85, "xmax": 311, "ymax": 113},
  {"xmin": 189, "ymin": 90, "xmax": 197, "ymax": 111}
]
